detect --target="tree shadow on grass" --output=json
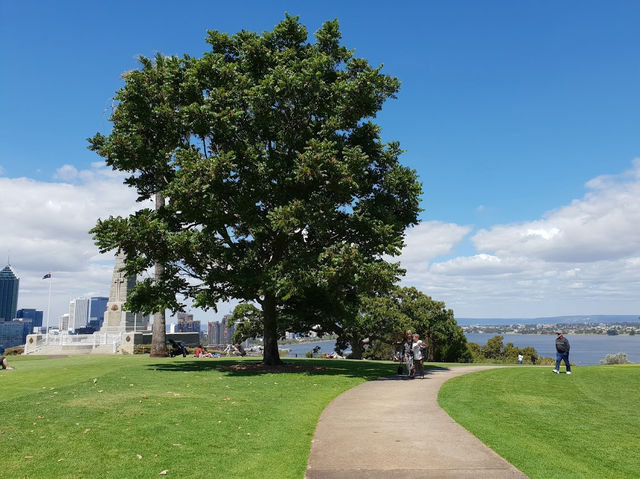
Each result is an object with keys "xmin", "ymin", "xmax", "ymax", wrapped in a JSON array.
[{"xmin": 146, "ymin": 358, "xmax": 450, "ymax": 381}]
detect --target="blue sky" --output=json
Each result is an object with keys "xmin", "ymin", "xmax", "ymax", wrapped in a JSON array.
[{"xmin": 2, "ymin": 1, "xmax": 640, "ymax": 323}]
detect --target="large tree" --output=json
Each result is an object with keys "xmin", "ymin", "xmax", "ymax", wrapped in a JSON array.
[
  {"xmin": 89, "ymin": 54, "xmax": 199, "ymax": 357},
  {"xmin": 90, "ymin": 15, "xmax": 421, "ymax": 365},
  {"xmin": 334, "ymin": 287, "xmax": 471, "ymax": 362},
  {"xmin": 394, "ymin": 287, "xmax": 471, "ymax": 362}
]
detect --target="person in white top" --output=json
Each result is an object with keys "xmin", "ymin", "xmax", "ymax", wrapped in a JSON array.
[{"xmin": 412, "ymin": 333, "xmax": 428, "ymax": 378}]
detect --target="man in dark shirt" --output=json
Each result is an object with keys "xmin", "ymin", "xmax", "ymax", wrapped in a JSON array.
[{"xmin": 553, "ymin": 331, "xmax": 571, "ymax": 374}]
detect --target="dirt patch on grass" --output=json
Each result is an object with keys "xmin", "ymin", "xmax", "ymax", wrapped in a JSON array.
[{"xmin": 219, "ymin": 363, "xmax": 327, "ymax": 374}]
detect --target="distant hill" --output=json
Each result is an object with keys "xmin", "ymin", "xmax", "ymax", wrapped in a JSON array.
[{"xmin": 456, "ymin": 315, "xmax": 639, "ymax": 326}]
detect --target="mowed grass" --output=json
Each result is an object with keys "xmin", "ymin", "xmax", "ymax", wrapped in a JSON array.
[
  {"xmin": 0, "ymin": 354, "xmax": 396, "ymax": 479},
  {"xmin": 438, "ymin": 365, "xmax": 640, "ymax": 479}
]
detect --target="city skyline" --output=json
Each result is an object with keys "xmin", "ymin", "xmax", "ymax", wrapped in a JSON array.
[{"xmin": 2, "ymin": 2, "xmax": 640, "ymax": 321}]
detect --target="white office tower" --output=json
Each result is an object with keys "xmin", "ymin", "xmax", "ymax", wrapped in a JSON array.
[
  {"xmin": 68, "ymin": 297, "xmax": 90, "ymax": 332},
  {"xmin": 60, "ymin": 313, "xmax": 70, "ymax": 331}
]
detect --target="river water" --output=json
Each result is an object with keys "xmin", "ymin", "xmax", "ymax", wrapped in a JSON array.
[
  {"xmin": 282, "ymin": 334, "xmax": 640, "ymax": 365},
  {"xmin": 465, "ymin": 333, "xmax": 640, "ymax": 365},
  {"xmin": 282, "ymin": 340, "xmax": 347, "ymax": 358}
]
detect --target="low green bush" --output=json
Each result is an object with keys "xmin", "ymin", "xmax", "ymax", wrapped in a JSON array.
[
  {"xmin": 3, "ymin": 346, "xmax": 24, "ymax": 355},
  {"xmin": 600, "ymin": 352, "xmax": 630, "ymax": 365}
]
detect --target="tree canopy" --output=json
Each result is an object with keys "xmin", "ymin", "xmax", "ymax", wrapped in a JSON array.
[
  {"xmin": 89, "ymin": 15, "xmax": 421, "ymax": 365},
  {"xmin": 333, "ymin": 287, "xmax": 471, "ymax": 362}
]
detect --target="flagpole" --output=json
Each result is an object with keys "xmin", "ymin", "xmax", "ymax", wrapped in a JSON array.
[{"xmin": 46, "ymin": 274, "xmax": 52, "ymax": 344}]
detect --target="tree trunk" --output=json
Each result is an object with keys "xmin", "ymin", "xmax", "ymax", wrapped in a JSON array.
[
  {"xmin": 426, "ymin": 336, "xmax": 435, "ymax": 361},
  {"xmin": 262, "ymin": 293, "xmax": 283, "ymax": 366},
  {"xmin": 150, "ymin": 307, "xmax": 168, "ymax": 357},
  {"xmin": 349, "ymin": 336, "xmax": 364, "ymax": 359},
  {"xmin": 150, "ymin": 191, "xmax": 168, "ymax": 357}
]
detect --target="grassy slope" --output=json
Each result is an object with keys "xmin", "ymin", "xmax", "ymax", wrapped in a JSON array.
[
  {"xmin": 0, "ymin": 355, "xmax": 396, "ymax": 479},
  {"xmin": 438, "ymin": 365, "xmax": 640, "ymax": 479}
]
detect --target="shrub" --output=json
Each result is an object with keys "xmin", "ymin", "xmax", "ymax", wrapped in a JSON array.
[
  {"xmin": 4, "ymin": 346, "xmax": 24, "ymax": 355},
  {"xmin": 600, "ymin": 352, "xmax": 631, "ymax": 365},
  {"xmin": 536, "ymin": 356, "xmax": 555, "ymax": 366},
  {"xmin": 362, "ymin": 340, "xmax": 394, "ymax": 360},
  {"xmin": 470, "ymin": 336, "xmax": 540, "ymax": 364},
  {"xmin": 133, "ymin": 344, "xmax": 152, "ymax": 354}
]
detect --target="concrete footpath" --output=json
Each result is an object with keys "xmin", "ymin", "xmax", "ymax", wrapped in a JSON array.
[{"xmin": 306, "ymin": 366, "xmax": 529, "ymax": 479}]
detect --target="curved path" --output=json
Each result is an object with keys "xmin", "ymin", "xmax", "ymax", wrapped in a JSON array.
[{"xmin": 306, "ymin": 366, "xmax": 528, "ymax": 478}]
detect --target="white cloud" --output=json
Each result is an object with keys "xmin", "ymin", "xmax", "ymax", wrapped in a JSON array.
[
  {"xmin": 429, "ymin": 254, "xmax": 527, "ymax": 276},
  {"xmin": 0, "ymin": 164, "xmax": 149, "ymax": 323},
  {"xmin": 54, "ymin": 164, "xmax": 80, "ymax": 181},
  {"xmin": 400, "ymin": 159, "xmax": 640, "ymax": 317},
  {"xmin": 472, "ymin": 160, "xmax": 640, "ymax": 263},
  {"xmin": 398, "ymin": 221, "xmax": 471, "ymax": 265},
  {"xmin": 6, "ymin": 159, "xmax": 640, "ymax": 323},
  {"xmin": 1, "ymin": 164, "xmax": 235, "ymax": 328}
]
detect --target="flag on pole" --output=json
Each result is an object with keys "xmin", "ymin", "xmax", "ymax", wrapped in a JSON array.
[{"xmin": 43, "ymin": 272, "xmax": 51, "ymax": 279}]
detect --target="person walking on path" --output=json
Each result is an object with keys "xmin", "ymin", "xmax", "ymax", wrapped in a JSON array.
[
  {"xmin": 402, "ymin": 330, "xmax": 414, "ymax": 378},
  {"xmin": 412, "ymin": 333, "xmax": 428, "ymax": 378},
  {"xmin": 518, "ymin": 353, "xmax": 523, "ymax": 365},
  {"xmin": 553, "ymin": 331, "xmax": 571, "ymax": 374}
]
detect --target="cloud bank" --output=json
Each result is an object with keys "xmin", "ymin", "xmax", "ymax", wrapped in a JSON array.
[
  {"xmin": 0, "ymin": 164, "xmax": 145, "ymax": 323},
  {"xmin": 399, "ymin": 159, "xmax": 640, "ymax": 317},
  {"xmin": 3, "ymin": 159, "xmax": 640, "ymax": 323}
]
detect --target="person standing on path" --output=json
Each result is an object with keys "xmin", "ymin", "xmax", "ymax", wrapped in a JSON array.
[
  {"xmin": 412, "ymin": 333, "xmax": 428, "ymax": 378},
  {"xmin": 402, "ymin": 330, "xmax": 414, "ymax": 378},
  {"xmin": 553, "ymin": 331, "xmax": 571, "ymax": 374},
  {"xmin": 518, "ymin": 353, "xmax": 523, "ymax": 365}
]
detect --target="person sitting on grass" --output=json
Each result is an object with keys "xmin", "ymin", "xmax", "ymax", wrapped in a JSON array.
[{"xmin": 1, "ymin": 355, "xmax": 15, "ymax": 370}]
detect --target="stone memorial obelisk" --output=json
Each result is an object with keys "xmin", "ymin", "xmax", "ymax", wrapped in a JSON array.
[{"xmin": 100, "ymin": 252, "xmax": 146, "ymax": 333}]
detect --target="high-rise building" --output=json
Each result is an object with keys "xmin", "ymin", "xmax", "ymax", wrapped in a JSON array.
[
  {"xmin": 16, "ymin": 308, "xmax": 43, "ymax": 328},
  {"xmin": 88, "ymin": 296, "xmax": 108, "ymax": 330},
  {"xmin": 69, "ymin": 297, "xmax": 90, "ymax": 332},
  {"xmin": 206, "ymin": 319, "xmax": 235, "ymax": 345},
  {"xmin": 208, "ymin": 321, "xmax": 222, "ymax": 346},
  {"xmin": 0, "ymin": 264, "xmax": 19, "ymax": 322},
  {"xmin": 60, "ymin": 313, "xmax": 70, "ymax": 331},
  {"xmin": 224, "ymin": 323, "xmax": 235, "ymax": 344},
  {"xmin": 176, "ymin": 312, "xmax": 200, "ymax": 333},
  {"xmin": 0, "ymin": 320, "xmax": 23, "ymax": 352},
  {"xmin": 222, "ymin": 314, "xmax": 235, "ymax": 343},
  {"xmin": 177, "ymin": 312, "xmax": 193, "ymax": 322}
]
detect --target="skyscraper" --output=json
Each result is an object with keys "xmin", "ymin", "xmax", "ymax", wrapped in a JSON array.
[
  {"xmin": 88, "ymin": 296, "xmax": 108, "ymax": 329},
  {"xmin": 16, "ymin": 308, "xmax": 44, "ymax": 328},
  {"xmin": 0, "ymin": 320, "xmax": 24, "ymax": 352},
  {"xmin": 176, "ymin": 312, "xmax": 200, "ymax": 333},
  {"xmin": 208, "ymin": 321, "xmax": 222, "ymax": 346},
  {"xmin": 69, "ymin": 297, "xmax": 90, "ymax": 332},
  {"xmin": 60, "ymin": 313, "xmax": 70, "ymax": 331},
  {"xmin": 0, "ymin": 265, "xmax": 19, "ymax": 322}
]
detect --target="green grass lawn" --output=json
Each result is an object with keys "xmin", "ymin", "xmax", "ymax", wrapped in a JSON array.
[
  {"xmin": 0, "ymin": 354, "xmax": 396, "ymax": 479},
  {"xmin": 438, "ymin": 365, "xmax": 640, "ymax": 479}
]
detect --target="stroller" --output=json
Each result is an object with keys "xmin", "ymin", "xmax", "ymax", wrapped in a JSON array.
[{"xmin": 168, "ymin": 338, "xmax": 187, "ymax": 358}]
